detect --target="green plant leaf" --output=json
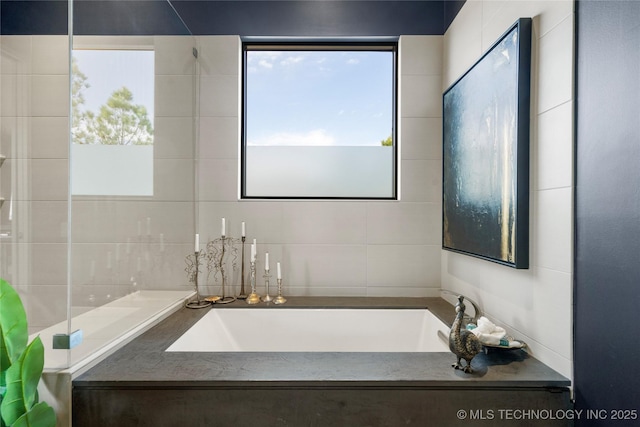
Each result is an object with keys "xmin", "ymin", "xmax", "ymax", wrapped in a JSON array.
[
  {"xmin": 0, "ymin": 279, "xmax": 28, "ymax": 379},
  {"xmin": 1, "ymin": 381, "xmax": 5, "ymax": 427},
  {"xmin": 1, "ymin": 337, "xmax": 44, "ymax": 426},
  {"xmin": 11, "ymin": 401, "xmax": 56, "ymax": 427},
  {"xmin": 0, "ymin": 392, "xmax": 4, "ymax": 427}
]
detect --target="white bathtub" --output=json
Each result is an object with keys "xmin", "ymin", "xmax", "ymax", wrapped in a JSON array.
[{"xmin": 166, "ymin": 308, "xmax": 450, "ymax": 352}]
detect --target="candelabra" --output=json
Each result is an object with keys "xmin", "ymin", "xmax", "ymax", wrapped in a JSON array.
[
  {"xmin": 274, "ymin": 278, "xmax": 287, "ymax": 305},
  {"xmin": 184, "ymin": 251, "xmax": 211, "ymax": 309},
  {"xmin": 262, "ymin": 269, "xmax": 273, "ymax": 303},
  {"xmin": 246, "ymin": 260, "xmax": 261, "ymax": 304},
  {"xmin": 237, "ymin": 236, "xmax": 248, "ymax": 299}
]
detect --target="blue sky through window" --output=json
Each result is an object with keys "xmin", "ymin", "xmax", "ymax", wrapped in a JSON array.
[{"xmin": 246, "ymin": 49, "xmax": 393, "ymax": 147}]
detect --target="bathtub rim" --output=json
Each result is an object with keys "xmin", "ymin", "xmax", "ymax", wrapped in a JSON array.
[{"xmin": 73, "ymin": 297, "xmax": 571, "ymax": 390}]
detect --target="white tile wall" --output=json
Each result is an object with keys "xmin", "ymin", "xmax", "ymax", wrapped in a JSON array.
[
  {"xmin": 31, "ymin": 36, "xmax": 68, "ymax": 75},
  {"xmin": 198, "ymin": 158, "xmax": 239, "ymax": 201},
  {"xmin": 31, "ymin": 159, "xmax": 69, "ymax": 200},
  {"xmin": 30, "ymin": 117, "xmax": 69, "ymax": 159},
  {"xmin": 198, "ymin": 74, "xmax": 239, "ymax": 117},
  {"xmin": 533, "ymin": 187, "xmax": 573, "ymax": 272},
  {"xmin": 1, "ymin": 74, "xmax": 30, "ymax": 117},
  {"xmin": 198, "ymin": 116, "xmax": 238, "ymax": 159},
  {"xmin": 27, "ymin": 201, "xmax": 68, "ymax": 243},
  {"xmin": 31, "ymin": 75, "xmax": 69, "ymax": 117},
  {"xmin": 196, "ymin": 35, "xmax": 443, "ymax": 297},
  {"xmin": 400, "ymin": 159, "xmax": 441, "ymax": 202},
  {"xmin": 154, "ymin": 117, "xmax": 194, "ymax": 159},
  {"xmin": 154, "ymin": 36, "xmax": 196, "ymax": 76},
  {"xmin": 400, "ymin": 74, "xmax": 442, "ymax": 118},
  {"xmin": 197, "ymin": 35, "xmax": 242, "ymax": 76},
  {"xmin": 536, "ymin": 15, "xmax": 574, "ymax": 114},
  {"xmin": 400, "ymin": 36, "xmax": 443, "ymax": 76},
  {"xmin": 443, "ymin": 0, "xmax": 483, "ymax": 87},
  {"xmin": 280, "ymin": 202, "xmax": 367, "ymax": 244},
  {"xmin": 1, "ymin": 36, "xmax": 32, "ymax": 75},
  {"xmin": 153, "ymin": 158, "xmax": 195, "ymax": 201},
  {"xmin": 441, "ymin": 0, "xmax": 575, "ymax": 380},
  {"xmin": 535, "ymin": 101, "xmax": 573, "ymax": 190},
  {"xmin": 155, "ymin": 75, "xmax": 195, "ymax": 117},
  {"xmin": 366, "ymin": 202, "xmax": 440, "ymax": 245},
  {"xmin": 400, "ymin": 117, "xmax": 442, "ymax": 160}
]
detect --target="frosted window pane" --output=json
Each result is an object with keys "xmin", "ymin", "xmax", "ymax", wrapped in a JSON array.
[
  {"xmin": 71, "ymin": 145, "xmax": 153, "ymax": 196},
  {"xmin": 243, "ymin": 45, "xmax": 396, "ymax": 199},
  {"xmin": 246, "ymin": 146, "xmax": 393, "ymax": 198}
]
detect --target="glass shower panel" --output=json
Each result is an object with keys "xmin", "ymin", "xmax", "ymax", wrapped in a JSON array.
[
  {"xmin": 66, "ymin": 34, "xmax": 198, "ymax": 368},
  {"xmin": 0, "ymin": 34, "xmax": 71, "ymax": 341},
  {"xmin": 1, "ymin": 0, "xmax": 198, "ymax": 372}
]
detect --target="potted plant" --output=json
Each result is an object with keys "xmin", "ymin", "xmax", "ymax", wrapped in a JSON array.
[{"xmin": 0, "ymin": 279, "xmax": 56, "ymax": 426}]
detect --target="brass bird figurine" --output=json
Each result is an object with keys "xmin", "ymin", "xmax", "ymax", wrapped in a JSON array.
[{"xmin": 449, "ymin": 295, "xmax": 483, "ymax": 373}]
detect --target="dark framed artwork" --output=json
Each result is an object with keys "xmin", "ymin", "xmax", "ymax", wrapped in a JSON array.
[{"xmin": 442, "ymin": 18, "xmax": 532, "ymax": 269}]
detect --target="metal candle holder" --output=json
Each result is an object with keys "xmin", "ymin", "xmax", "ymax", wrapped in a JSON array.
[
  {"xmin": 261, "ymin": 269, "xmax": 273, "ymax": 303},
  {"xmin": 205, "ymin": 236, "xmax": 237, "ymax": 304},
  {"xmin": 237, "ymin": 236, "xmax": 248, "ymax": 299},
  {"xmin": 246, "ymin": 260, "xmax": 261, "ymax": 304},
  {"xmin": 274, "ymin": 278, "xmax": 286, "ymax": 305},
  {"xmin": 184, "ymin": 251, "xmax": 212, "ymax": 309}
]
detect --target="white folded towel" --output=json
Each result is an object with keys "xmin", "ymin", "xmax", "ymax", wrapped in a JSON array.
[
  {"xmin": 467, "ymin": 317, "xmax": 526, "ymax": 348},
  {"xmin": 468, "ymin": 316, "xmax": 507, "ymax": 346}
]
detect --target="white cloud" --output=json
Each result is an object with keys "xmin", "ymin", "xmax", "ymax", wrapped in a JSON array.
[
  {"xmin": 249, "ymin": 129, "xmax": 336, "ymax": 146},
  {"xmin": 280, "ymin": 55, "xmax": 305, "ymax": 67},
  {"xmin": 346, "ymin": 58, "xmax": 360, "ymax": 65},
  {"xmin": 247, "ymin": 51, "xmax": 283, "ymax": 70}
]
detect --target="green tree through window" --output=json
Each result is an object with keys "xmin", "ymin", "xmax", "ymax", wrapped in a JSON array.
[{"xmin": 72, "ymin": 56, "xmax": 154, "ymax": 146}]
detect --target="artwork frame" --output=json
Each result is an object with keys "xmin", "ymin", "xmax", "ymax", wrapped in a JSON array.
[{"xmin": 442, "ymin": 18, "xmax": 532, "ymax": 269}]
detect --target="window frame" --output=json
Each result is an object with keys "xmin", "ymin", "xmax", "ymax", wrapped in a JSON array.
[{"xmin": 240, "ymin": 41, "xmax": 399, "ymax": 200}]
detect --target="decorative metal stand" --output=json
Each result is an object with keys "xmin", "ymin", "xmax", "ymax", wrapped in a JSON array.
[
  {"xmin": 237, "ymin": 236, "xmax": 248, "ymax": 299},
  {"xmin": 246, "ymin": 260, "xmax": 261, "ymax": 304},
  {"xmin": 205, "ymin": 236, "xmax": 237, "ymax": 304},
  {"xmin": 184, "ymin": 251, "xmax": 211, "ymax": 309},
  {"xmin": 274, "ymin": 278, "xmax": 287, "ymax": 305},
  {"xmin": 261, "ymin": 269, "xmax": 273, "ymax": 303}
]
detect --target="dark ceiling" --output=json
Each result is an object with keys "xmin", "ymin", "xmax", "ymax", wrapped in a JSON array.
[{"xmin": 1, "ymin": 0, "xmax": 465, "ymax": 36}]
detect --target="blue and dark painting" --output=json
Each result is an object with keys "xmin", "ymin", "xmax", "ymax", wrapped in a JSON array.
[{"xmin": 443, "ymin": 25, "xmax": 519, "ymax": 265}]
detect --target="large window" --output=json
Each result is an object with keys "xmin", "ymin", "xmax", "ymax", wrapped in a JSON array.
[{"xmin": 242, "ymin": 42, "xmax": 397, "ymax": 199}]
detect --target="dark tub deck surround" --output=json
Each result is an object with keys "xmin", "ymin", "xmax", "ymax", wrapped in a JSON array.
[{"xmin": 73, "ymin": 298, "xmax": 571, "ymax": 426}]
